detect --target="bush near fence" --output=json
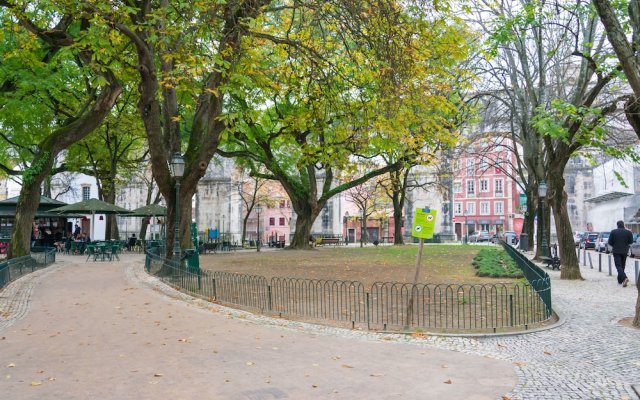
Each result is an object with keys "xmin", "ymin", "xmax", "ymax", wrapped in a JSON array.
[{"xmin": 145, "ymin": 245, "xmax": 553, "ymax": 333}]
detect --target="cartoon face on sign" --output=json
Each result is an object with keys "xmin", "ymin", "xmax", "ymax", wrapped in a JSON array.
[{"xmin": 412, "ymin": 207, "xmax": 437, "ymax": 239}]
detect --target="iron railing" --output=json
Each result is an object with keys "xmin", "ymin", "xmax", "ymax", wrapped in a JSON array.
[
  {"xmin": 0, "ymin": 248, "xmax": 56, "ymax": 291},
  {"xmin": 500, "ymin": 241, "xmax": 552, "ymax": 318},
  {"xmin": 145, "ymin": 246, "xmax": 554, "ymax": 333}
]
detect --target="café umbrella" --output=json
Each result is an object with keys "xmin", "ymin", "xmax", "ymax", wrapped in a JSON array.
[
  {"xmin": 48, "ymin": 198, "xmax": 131, "ymax": 240},
  {"xmin": 121, "ymin": 204, "xmax": 167, "ymax": 240}
]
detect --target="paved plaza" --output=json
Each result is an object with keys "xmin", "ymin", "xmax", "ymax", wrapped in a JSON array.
[{"xmin": 0, "ymin": 249, "xmax": 639, "ymax": 399}]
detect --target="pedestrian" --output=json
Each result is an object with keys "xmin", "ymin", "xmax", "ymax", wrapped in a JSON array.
[
  {"xmin": 74, "ymin": 223, "xmax": 81, "ymax": 238},
  {"xmin": 608, "ymin": 220, "xmax": 634, "ymax": 287}
]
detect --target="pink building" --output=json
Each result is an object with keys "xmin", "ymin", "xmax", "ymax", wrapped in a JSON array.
[{"xmin": 452, "ymin": 138, "xmax": 520, "ymax": 239}]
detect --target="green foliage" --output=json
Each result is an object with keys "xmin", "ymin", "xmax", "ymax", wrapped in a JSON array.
[
  {"xmin": 472, "ymin": 248, "xmax": 523, "ymax": 278},
  {"xmin": 22, "ymin": 152, "xmax": 50, "ymax": 186}
]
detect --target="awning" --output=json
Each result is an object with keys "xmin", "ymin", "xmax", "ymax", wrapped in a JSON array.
[
  {"xmin": 585, "ymin": 191, "xmax": 633, "ymax": 203},
  {"xmin": 478, "ymin": 220, "xmax": 491, "ymax": 224},
  {"xmin": 494, "ymin": 220, "xmax": 504, "ymax": 225},
  {"xmin": 466, "ymin": 220, "xmax": 476, "ymax": 225}
]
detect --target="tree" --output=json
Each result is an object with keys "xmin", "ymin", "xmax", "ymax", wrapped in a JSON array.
[
  {"xmin": 471, "ymin": 0, "xmax": 635, "ymax": 279},
  {"xmin": 65, "ymin": 91, "xmax": 147, "ymax": 239},
  {"xmin": 0, "ymin": 5, "xmax": 121, "ymax": 257},
  {"xmin": 593, "ymin": 0, "xmax": 640, "ymax": 140},
  {"xmin": 234, "ymin": 166, "xmax": 270, "ymax": 245},
  {"xmin": 221, "ymin": 1, "xmax": 472, "ymax": 248},
  {"xmin": 591, "ymin": 0, "xmax": 640, "ymax": 327}
]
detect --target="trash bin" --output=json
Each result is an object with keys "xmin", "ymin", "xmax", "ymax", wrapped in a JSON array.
[
  {"xmin": 519, "ymin": 233, "xmax": 529, "ymax": 251},
  {"xmin": 185, "ymin": 249, "xmax": 200, "ymax": 273}
]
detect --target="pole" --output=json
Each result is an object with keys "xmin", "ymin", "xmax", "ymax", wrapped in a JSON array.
[
  {"xmin": 256, "ymin": 210, "xmax": 261, "ymax": 252},
  {"xmin": 360, "ymin": 216, "xmax": 364, "ymax": 248},
  {"xmin": 173, "ymin": 180, "xmax": 181, "ymax": 265},
  {"xmin": 405, "ymin": 238, "xmax": 425, "ymax": 328},
  {"xmin": 540, "ymin": 199, "xmax": 548, "ymax": 257}
]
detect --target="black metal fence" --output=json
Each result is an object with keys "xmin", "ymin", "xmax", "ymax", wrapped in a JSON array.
[
  {"xmin": 0, "ymin": 248, "xmax": 56, "ymax": 291},
  {"xmin": 145, "ymin": 245, "xmax": 554, "ymax": 333}
]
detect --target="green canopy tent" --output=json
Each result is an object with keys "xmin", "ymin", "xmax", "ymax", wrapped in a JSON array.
[
  {"xmin": 49, "ymin": 198, "xmax": 131, "ymax": 241},
  {"xmin": 120, "ymin": 203, "xmax": 167, "ymax": 240}
]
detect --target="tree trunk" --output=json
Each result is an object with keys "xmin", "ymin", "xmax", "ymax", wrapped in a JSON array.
[
  {"xmin": 8, "ymin": 179, "xmax": 46, "ymax": 258},
  {"xmin": 548, "ymin": 174, "xmax": 582, "ymax": 279},
  {"xmin": 241, "ymin": 213, "xmax": 250, "ymax": 246},
  {"xmin": 290, "ymin": 214, "xmax": 316, "ymax": 249},
  {"xmin": 393, "ymin": 207, "xmax": 404, "ymax": 245}
]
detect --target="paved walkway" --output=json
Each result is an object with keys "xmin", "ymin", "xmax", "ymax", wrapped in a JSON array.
[
  {"xmin": 0, "ymin": 254, "xmax": 514, "ymax": 400},
  {"xmin": 1, "ymin": 250, "xmax": 639, "ymax": 399}
]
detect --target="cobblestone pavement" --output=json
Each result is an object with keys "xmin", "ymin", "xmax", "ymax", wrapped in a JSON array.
[
  {"xmin": 128, "ymin": 250, "xmax": 640, "ymax": 399},
  {"xmin": 1, "ymin": 250, "xmax": 639, "ymax": 399}
]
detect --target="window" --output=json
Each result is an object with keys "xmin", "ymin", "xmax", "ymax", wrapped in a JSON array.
[
  {"xmin": 495, "ymin": 179, "xmax": 503, "ymax": 195},
  {"xmin": 82, "ymin": 186, "xmax": 90, "ymax": 201},
  {"xmin": 480, "ymin": 202, "xmax": 489, "ymax": 215},
  {"xmin": 495, "ymin": 202, "xmax": 504, "ymax": 215},
  {"xmin": 479, "ymin": 158, "xmax": 488, "ymax": 171},
  {"xmin": 453, "ymin": 181, "xmax": 462, "ymax": 193},
  {"xmin": 466, "ymin": 159, "xmax": 475, "ymax": 176},
  {"xmin": 466, "ymin": 180, "xmax": 475, "ymax": 195},
  {"xmin": 280, "ymin": 200, "xmax": 286, "ymax": 208},
  {"xmin": 480, "ymin": 179, "xmax": 489, "ymax": 192},
  {"xmin": 269, "ymin": 217, "xmax": 275, "ymax": 226},
  {"xmin": 279, "ymin": 217, "xmax": 285, "ymax": 226},
  {"xmin": 454, "ymin": 202, "xmax": 462, "ymax": 215},
  {"xmin": 466, "ymin": 202, "xmax": 476, "ymax": 215}
]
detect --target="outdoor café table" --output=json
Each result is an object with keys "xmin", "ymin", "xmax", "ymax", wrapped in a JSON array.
[{"xmin": 96, "ymin": 243, "xmax": 111, "ymax": 261}]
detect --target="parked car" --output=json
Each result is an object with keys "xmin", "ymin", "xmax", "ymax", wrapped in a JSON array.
[
  {"xmin": 504, "ymin": 231, "xmax": 518, "ymax": 245},
  {"xmin": 579, "ymin": 232, "xmax": 599, "ymax": 249},
  {"xmin": 595, "ymin": 232, "xmax": 611, "ymax": 253},
  {"xmin": 469, "ymin": 230, "xmax": 490, "ymax": 242},
  {"xmin": 574, "ymin": 231, "xmax": 585, "ymax": 247},
  {"xmin": 630, "ymin": 236, "xmax": 640, "ymax": 258}
]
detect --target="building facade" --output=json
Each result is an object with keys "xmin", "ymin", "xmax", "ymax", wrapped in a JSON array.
[{"xmin": 452, "ymin": 138, "xmax": 520, "ymax": 239}]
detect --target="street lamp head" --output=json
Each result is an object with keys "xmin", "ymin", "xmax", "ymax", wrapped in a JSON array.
[
  {"xmin": 256, "ymin": 204, "xmax": 263, "ymax": 214},
  {"xmin": 169, "ymin": 152, "xmax": 185, "ymax": 178},
  {"xmin": 538, "ymin": 180, "xmax": 548, "ymax": 198},
  {"xmin": 344, "ymin": 211, "xmax": 349, "ymax": 218}
]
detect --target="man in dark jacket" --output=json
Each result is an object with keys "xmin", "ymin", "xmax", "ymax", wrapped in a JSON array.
[{"xmin": 608, "ymin": 220, "xmax": 634, "ymax": 287}]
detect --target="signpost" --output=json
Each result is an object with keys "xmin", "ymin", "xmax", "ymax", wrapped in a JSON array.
[{"xmin": 406, "ymin": 207, "xmax": 437, "ymax": 328}]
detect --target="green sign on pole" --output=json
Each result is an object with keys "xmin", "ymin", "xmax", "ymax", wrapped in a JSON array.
[{"xmin": 411, "ymin": 207, "xmax": 437, "ymax": 239}]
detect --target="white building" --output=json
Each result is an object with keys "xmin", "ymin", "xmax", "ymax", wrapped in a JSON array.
[{"xmin": 586, "ymin": 157, "xmax": 640, "ymax": 233}]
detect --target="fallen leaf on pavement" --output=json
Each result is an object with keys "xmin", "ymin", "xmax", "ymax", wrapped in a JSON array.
[
  {"xmin": 153, "ymin": 373, "xmax": 163, "ymax": 377},
  {"xmin": 7, "ymin": 363, "xmax": 15, "ymax": 368},
  {"xmin": 341, "ymin": 364, "xmax": 353, "ymax": 369},
  {"xmin": 443, "ymin": 379, "xmax": 452, "ymax": 384},
  {"xmin": 31, "ymin": 381, "xmax": 42, "ymax": 386}
]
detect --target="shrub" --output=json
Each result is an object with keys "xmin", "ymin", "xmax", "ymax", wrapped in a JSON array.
[{"xmin": 472, "ymin": 248, "xmax": 523, "ymax": 278}]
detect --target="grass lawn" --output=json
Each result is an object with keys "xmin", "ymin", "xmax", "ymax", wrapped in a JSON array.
[{"xmin": 199, "ymin": 244, "xmax": 519, "ymax": 287}]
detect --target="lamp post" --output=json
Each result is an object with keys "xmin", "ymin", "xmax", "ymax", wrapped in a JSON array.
[
  {"xmin": 256, "ymin": 204, "xmax": 262, "ymax": 252},
  {"xmin": 343, "ymin": 211, "xmax": 349, "ymax": 245},
  {"xmin": 169, "ymin": 152, "xmax": 185, "ymax": 265},
  {"xmin": 538, "ymin": 180, "xmax": 548, "ymax": 257}
]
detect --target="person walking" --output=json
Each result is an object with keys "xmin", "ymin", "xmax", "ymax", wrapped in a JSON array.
[{"xmin": 608, "ymin": 220, "xmax": 634, "ymax": 287}]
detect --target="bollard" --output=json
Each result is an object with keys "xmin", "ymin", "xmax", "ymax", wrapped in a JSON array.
[
  {"xmin": 608, "ymin": 254, "xmax": 612, "ymax": 276},
  {"xmin": 636, "ymin": 261, "xmax": 639, "ymax": 283},
  {"xmin": 583, "ymin": 247, "xmax": 586, "ymax": 265},
  {"xmin": 598, "ymin": 252, "xmax": 601, "ymax": 270},
  {"xmin": 588, "ymin": 252, "xmax": 593, "ymax": 269}
]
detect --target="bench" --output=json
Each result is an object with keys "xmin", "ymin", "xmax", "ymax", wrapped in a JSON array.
[
  {"xmin": 318, "ymin": 237, "xmax": 340, "ymax": 246},
  {"xmin": 540, "ymin": 256, "xmax": 561, "ymax": 270}
]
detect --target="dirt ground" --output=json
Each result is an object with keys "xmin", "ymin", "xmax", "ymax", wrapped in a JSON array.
[{"xmin": 198, "ymin": 244, "xmax": 517, "ymax": 287}]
